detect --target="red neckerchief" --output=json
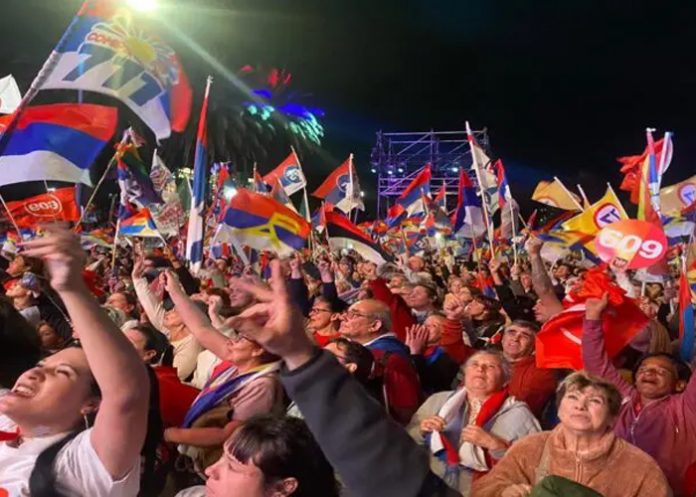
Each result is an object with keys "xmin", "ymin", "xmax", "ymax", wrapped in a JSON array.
[{"xmin": 0, "ymin": 428, "xmax": 20, "ymax": 443}]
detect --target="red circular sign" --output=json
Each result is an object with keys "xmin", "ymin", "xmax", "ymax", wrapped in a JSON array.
[{"xmin": 595, "ymin": 219, "xmax": 667, "ymax": 270}]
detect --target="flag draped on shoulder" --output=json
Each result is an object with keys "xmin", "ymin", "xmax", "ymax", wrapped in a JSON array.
[
  {"xmin": 186, "ymin": 77, "xmax": 211, "ymax": 275},
  {"xmin": 325, "ymin": 210, "xmax": 392, "ymax": 265},
  {"xmin": 312, "ymin": 155, "xmax": 363, "ymax": 214},
  {"xmin": 37, "ymin": 0, "xmax": 192, "ymax": 140},
  {"xmin": 263, "ymin": 150, "xmax": 306, "ymax": 196},
  {"xmin": 215, "ymin": 189, "xmax": 310, "ymax": 257},
  {"xmin": 0, "ymin": 103, "xmax": 117, "ymax": 186},
  {"xmin": 396, "ymin": 163, "xmax": 431, "ymax": 215}
]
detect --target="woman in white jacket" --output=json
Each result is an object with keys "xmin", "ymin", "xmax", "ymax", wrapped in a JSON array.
[{"xmin": 407, "ymin": 350, "xmax": 541, "ymax": 496}]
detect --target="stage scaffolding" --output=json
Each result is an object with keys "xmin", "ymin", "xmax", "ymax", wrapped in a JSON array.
[{"xmin": 370, "ymin": 128, "xmax": 489, "ymax": 218}]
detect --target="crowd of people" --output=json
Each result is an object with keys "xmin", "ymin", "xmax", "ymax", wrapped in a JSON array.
[{"xmin": 0, "ymin": 224, "xmax": 693, "ymax": 497}]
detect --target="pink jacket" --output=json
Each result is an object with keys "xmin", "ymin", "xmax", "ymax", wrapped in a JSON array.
[{"xmin": 582, "ymin": 318, "xmax": 696, "ymax": 496}]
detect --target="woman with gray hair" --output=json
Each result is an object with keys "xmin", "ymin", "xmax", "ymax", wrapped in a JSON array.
[
  {"xmin": 407, "ymin": 350, "xmax": 541, "ymax": 496},
  {"xmin": 472, "ymin": 371, "xmax": 670, "ymax": 497}
]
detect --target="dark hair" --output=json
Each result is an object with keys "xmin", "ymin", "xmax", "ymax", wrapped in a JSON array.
[
  {"xmin": 0, "ymin": 296, "xmax": 42, "ymax": 388},
  {"xmin": 633, "ymin": 353, "xmax": 692, "ymax": 383},
  {"xmin": 315, "ymin": 296, "xmax": 347, "ymax": 314},
  {"xmin": 29, "ymin": 343, "xmax": 101, "ymax": 497},
  {"xmin": 207, "ymin": 287, "xmax": 231, "ymax": 307},
  {"xmin": 330, "ymin": 338, "xmax": 375, "ymax": 384},
  {"xmin": 508, "ymin": 319, "xmax": 541, "ymax": 334},
  {"xmin": 474, "ymin": 295, "xmax": 502, "ymax": 314},
  {"xmin": 228, "ymin": 415, "xmax": 339, "ymax": 497},
  {"xmin": 130, "ymin": 325, "xmax": 173, "ymax": 366}
]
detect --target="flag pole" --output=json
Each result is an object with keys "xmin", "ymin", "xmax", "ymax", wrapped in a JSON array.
[
  {"xmin": 110, "ymin": 218, "xmax": 121, "ymax": 272},
  {"xmin": 75, "ymin": 131, "xmax": 130, "ymax": 231},
  {"xmin": 466, "ymin": 121, "xmax": 495, "ymax": 257},
  {"xmin": 0, "ymin": 193, "xmax": 23, "ymax": 239},
  {"xmin": 553, "ymin": 176, "xmax": 585, "ymax": 211},
  {"xmin": 509, "ymin": 201, "xmax": 518, "ymax": 266},
  {"xmin": 576, "ymin": 184, "xmax": 591, "ymax": 208},
  {"xmin": 291, "ymin": 146, "xmax": 312, "ymax": 223}
]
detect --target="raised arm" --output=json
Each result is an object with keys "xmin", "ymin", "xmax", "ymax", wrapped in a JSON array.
[
  {"xmin": 22, "ymin": 227, "xmax": 149, "ymax": 479},
  {"xmin": 132, "ymin": 259, "xmax": 167, "ymax": 333},
  {"xmin": 228, "ymin": 261, "xmax": 459, "ymax": 497},
  {"xmin": 525, "ymin": 237, "xmax": 563, "ymax": 315},
  {"xmin": 581, "ymin": 295, "xmax": 634, "ymax": 398},
  {"xmin": 163, "ymin": 270, "xmax": 229, "ymax": 360}
]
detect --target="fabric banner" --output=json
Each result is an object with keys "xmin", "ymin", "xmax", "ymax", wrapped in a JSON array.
[{"xmin": 3, "ymin": 188, "xmax": 80, "ymax": 228}]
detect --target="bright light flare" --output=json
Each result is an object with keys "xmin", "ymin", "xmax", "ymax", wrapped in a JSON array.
[
  {"xmin": 128, "ymin": 0, "xmax": 159, "ymax": 12},
  {"xmin": 223, "ymin": 186, "xmax": 238, "ymax": 201}
]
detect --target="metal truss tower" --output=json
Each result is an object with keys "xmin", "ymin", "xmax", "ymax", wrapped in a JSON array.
[{"xmin": 370, "ymin": 128, "xmax": 489, "ymax": 217}]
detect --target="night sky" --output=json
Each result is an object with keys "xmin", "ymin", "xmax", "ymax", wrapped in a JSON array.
[{"xmin": 2, "ymin": 0, "xmax": 696, "ymax": 215}]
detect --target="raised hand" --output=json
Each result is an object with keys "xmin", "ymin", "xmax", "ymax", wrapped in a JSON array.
[
  {"xmin": 405, "ymin": 324, "xmax": 429, "ymax": 355},
  {"xmin": 20, "ymin": 224, "xmax": 86, "ymax": 292},
  {"xmin": 585, "ymin": 292, "xmax": 609, "ymax": 320},
  {"xmin": 443, "ymin": 294, "xmax": 467, "ymax": 321},
  {"xmin": 228, "ymin": 260, "xmax": 315, "ymax": 370},
  {"xmin": 524, "ymin": 236, "xmax": 543, "ymax": 256}
]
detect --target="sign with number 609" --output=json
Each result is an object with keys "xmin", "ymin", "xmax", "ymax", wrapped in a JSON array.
[{"xmin": 595, "ymin": 219, "xmax": 668, "ymax": 270}]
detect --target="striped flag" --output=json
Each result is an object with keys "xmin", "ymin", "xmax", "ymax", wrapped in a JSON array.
[{"xmin": 186, "ymin": 77, "xmax": 212, "ymax": 275}]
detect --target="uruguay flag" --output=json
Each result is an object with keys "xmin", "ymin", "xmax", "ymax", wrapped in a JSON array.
[
  {"xmin": 452, "ymin": 169, "xmax": 485, "ymax": 238},
  {"xmin": 0, "ymin": 103, "xmax": 117, "ymax": 187},
  {"xmin": 215, "ymin": 189, "xmax": 310, "ymax": 257},
  {"xmin": 39, "ymin": 0, "xmax": 192, "ymax": 140},
  {"xmin": 186, "ymin": 77, "xmax": 212, "ymax": 275},
  {"xmin": 396, "ymin": 163, "xmax": 431, "ymax": 215}
]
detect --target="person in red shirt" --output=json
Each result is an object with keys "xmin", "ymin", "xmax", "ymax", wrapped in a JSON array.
[
  {"xmin": 308, "ymin": 296, "xmax": 346, "ymax": 347},
  {"xmin": 123, "ymin": 324, "xmax": 199, "ymax": 428},
  {"xmin": 500, "ymin": 320, "xmax": 557, "ymax": 419},
  {"xmin": 339, "ymin": 298, "xmax": 422, "ymax": 425}
]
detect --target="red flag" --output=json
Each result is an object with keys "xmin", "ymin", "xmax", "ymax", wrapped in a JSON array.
[
  {"xmin": 618, "ymin": 138, "xmax": 668, "ymax": 205},
  {"xmin": 536, "ymin": 267, "xmax": 648, "ymax": 369},
  {"xmin": 3, "ymin": 188, "xmax": 80, "ymax": 228}
]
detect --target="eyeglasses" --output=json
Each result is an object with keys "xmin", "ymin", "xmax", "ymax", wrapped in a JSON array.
[
  {"xmin": 344, "ymin": 309, "xmax": 373, "ymax": 320},
  {"xmin": 310, "ymin": 307, "xmax": 332, "ymax": 315}
]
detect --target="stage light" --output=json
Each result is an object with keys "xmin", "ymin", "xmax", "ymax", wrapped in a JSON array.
[
  {"xmin": 397, "ymin": 168, "xmax": 404, "ymax": 173},
  {"xmin": 387, "ymin": 170, "xmax": 394, "ymax": 176},
  {"xmin": 370, "ymin": 168, "xmax": 377, "ymax": 173},
  {"xmin": 451, "ymin": 166, "xmax": 459, "ymax": 173},
  {"xmin": 360, "ymin": 191, "xmax": 365, "ymax": 198},
  {"xmin": 223, "ymin": 186, "xmax": 238, "ymax": 201},
  {"xmin": 128, "ymin": 0, "xmax": 158, "ymax": 12}
]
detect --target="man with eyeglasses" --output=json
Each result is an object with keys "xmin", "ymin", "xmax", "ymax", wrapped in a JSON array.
[
  {"xmin": 339, "ymin": 299, "xmax": 422, "ymax": 424},
  {"xmin": 583, "ymin": 294, "xmax": 696, "ymax": 496}
]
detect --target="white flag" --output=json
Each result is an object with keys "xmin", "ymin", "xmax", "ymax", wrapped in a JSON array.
[{"xmin": 0, "ymin": 75, "xmax": 21, "ymax": 115}]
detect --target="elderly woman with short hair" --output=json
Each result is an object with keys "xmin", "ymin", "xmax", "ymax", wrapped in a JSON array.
[
  {"xmin": 407, "ymin": 350, "xmax": 541, "ymax": 496},
  {"xmin": 472, "ymin": 371, "xmax": 670, "ymax": 497}
]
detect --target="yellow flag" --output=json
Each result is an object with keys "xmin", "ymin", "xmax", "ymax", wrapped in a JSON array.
[
  {"xmin": 561, "ymin": 186, "xmax": 628, "ymax": 253},
  {"xmin": 660, "ymin": 175, "xmax": 696, "ymax": 215},
  {"xmin": 532, "ymin": 179, "xmax": 582, "ymax": 211}
]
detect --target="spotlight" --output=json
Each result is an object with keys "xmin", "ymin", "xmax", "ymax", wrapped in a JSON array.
[
  {"xmin": 387, "ymin": 170, "xmax": 394, "ymax": 176},
  {"xmin": 397, "ymin": 168, "xmax": 404, "ymax": 173},
  {"xmin": 451, "ymin": 166, "xmax": 459, "ymax": 173},
  {"xmin": 360, "ymin": 191, "xmax": 365, "ymax": 198},
  {"xmin": 370, "ymin": 168, "xmax": 377, "ymax": 173}
]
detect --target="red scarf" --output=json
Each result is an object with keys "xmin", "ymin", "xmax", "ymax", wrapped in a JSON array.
[
  {"xmin": 440, "ymin": 388, "xmax": 510, "ymax": 468},
  {"xmin": 0, "ymin": 428, "xmax": 20, "ymax": 442}
]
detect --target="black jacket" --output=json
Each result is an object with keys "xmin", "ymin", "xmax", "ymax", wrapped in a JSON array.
[{"xmin": 280, "ymin": 349, "xmax": 462, "ymax": 497}]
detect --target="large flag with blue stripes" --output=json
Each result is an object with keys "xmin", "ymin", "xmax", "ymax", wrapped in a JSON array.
[
  {"xmin": 185, "ymin": 77, "xmax": 211, "ymax": 275},
  {"xmin": 38, "ymin": 0, "xmax": 192, "ymax": 140},
  {"xmin": 0, "ymin": 103, "xmax": 117, "ymax": 186}
]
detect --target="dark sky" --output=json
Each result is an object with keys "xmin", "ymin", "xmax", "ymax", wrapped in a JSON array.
[{"xmin": 2, "ymin": 0, "xmax": 696, "ymax": 214}]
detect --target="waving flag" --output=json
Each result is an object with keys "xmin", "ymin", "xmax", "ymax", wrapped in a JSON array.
[
  {"xmin": 37, "ymin": 0, "xmax": 192, "ymax": 140},
  {"xmin": 495, "ymin": 159, "xmax": 512, "ymax": 207},
  {"xmin": 186, "ymin": 77, "xmax": 212, "ymax": 275},
  {"xmin": 660, "ymin": 175, "xmax": 696, "ymax": 217},
  {"xmin": 119, "ymin": 208, "xmax": 161, "ymax": 238},
  {"xmin": 452, "ymin": 169, "xmax": 485, "ymax": 238},
  {"xmin": 433, "ymin": 182, "xmax": 447, "ymax": 211},
  {"xmin": 215, "ymin": 189, "xmax": 310, "ymax": 257},
  {"xmin": 263, "ymin": 150, "xmax": 306, "ymax": 196},
  {"xmin": 3, "ymin": 188, "xmax": 80, "ymax": 228},
  {"xmin": 269, "ymin": 176, "xmax": 298, "ymax": 213},
  {"xmin": 0, "ymin": 103, "xmax": 116, "ymax": 186},
  {"xmin": 396, "ymin": 163, "xmax": 432, "ymax": 215},
  {"xmin": 532, "ymin": 179, "xmax": 582, "ymax": 211},
  {"xmin": 618, "ymin": 134, "xmax": 673, "ymax": 204},
  {"xmin": 637, "ymin": 129, "xmax": 662, "ymax": 225},
  {"xmin": 0, "ymin": 75, "xmax": 21, "ymax": 115},
  {"xmin": 312, "ymin": 154, "xmax": 363, "ymax": 213},
  {"xmin": 251, "ymin": 165, "xmax": 268, "ymax": 194},
  {"xmin": 325, "ymin": 210, "xmax": 392, "ymax": 264},
  {"xmin": 116, "ymin": 137, "xmax": 161, "ymax": 215}
]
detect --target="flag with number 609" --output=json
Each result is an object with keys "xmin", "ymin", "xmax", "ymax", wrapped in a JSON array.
[{"xmin": 40, "ymin": 0, "xmax": 192, "ymax": 140}]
